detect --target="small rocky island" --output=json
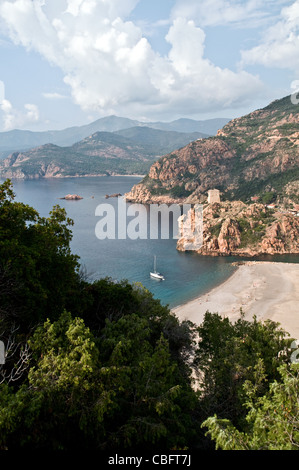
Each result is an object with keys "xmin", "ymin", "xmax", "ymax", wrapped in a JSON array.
[
  {"xmin": 60, "ymin": 194, "xmax": 83, "ymax": 200},
  {"xmin": 105, "ymin": 193, "xmax": 122, "ymax": 199}
]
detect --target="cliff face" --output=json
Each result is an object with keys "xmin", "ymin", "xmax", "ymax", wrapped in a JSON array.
[
  {"xmin": 0, "ymin": 150, "xmax": 64, "ymax": 179},
  {"xmin": 125, "ymin": 95, "xmax": 299, "ymax": 205},
  {"xmin": 177, "ymin": 202, "xmax": 299, "ymax": 257}
]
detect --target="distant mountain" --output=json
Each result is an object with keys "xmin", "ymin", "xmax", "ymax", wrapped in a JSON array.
[
  {"xmin": 0, "ymin": 128, "xmax": 207, "ymax": 179},
  {"xmin": 0, "ymin": 117, "xmax": 141, "ymax": 156},
  {"xmin": 0, "ymin": 115, "xmax": 229, "ymax": 158},
  {"xmin": 149, "ymin": 118, "xmax": 230, "ymax": 135},
  {"xmin": 114, "ymin": 126, "xmax": 208, "ymax": 154},
  {"xmin": 125, "ymin": 94, "xmax": 299, "ymax": 205}
]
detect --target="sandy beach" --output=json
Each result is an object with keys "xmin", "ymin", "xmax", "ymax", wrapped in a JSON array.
[{"xmin": 172, "ymin": 261, "xmax": 299, "ymax": 340}]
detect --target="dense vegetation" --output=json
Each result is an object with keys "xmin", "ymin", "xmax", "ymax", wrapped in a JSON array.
[{"xmin": 0, "ymin": 179, "xmax": 298, "ymax": 451}]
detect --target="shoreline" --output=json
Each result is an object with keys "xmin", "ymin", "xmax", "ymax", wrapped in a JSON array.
[
  {"xmin": 0, "ymin": 174, "xmax": 145, "ymax": 181},
  {"xmin": 172, "ymin": 261, "xmax": 299, "ymax": 340}
]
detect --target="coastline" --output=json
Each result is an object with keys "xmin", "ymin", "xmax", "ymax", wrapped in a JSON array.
[
  {"xmin": 172, "ymin": 261, "xmax": 299, "ymax": 340},
  {"xmin": 0, "ymin": 174, "xmax": 145, "ymax": 180}
]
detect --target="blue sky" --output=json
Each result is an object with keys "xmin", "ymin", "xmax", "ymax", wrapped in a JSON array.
[{"xmin": 0, "ymin": 0, "xmax": 298, "ymax": 131}]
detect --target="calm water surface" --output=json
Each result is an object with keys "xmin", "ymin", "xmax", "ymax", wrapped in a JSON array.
[{"xmin": 6, "ymin": 176, "xmax": 298, "ymax": 309}]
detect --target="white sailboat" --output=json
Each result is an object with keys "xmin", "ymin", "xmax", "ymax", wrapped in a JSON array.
[{"xmin": 150, "ymin": 255, "xmax": 165, "ymax": 281}]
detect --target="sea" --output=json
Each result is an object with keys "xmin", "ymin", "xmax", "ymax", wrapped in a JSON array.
[{"xmin": 3, "ymin": 176, "xmax": 298, "ymax": 309}]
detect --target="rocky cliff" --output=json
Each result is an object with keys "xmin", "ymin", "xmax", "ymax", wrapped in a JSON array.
[
  {"xmin": 177, "ymin": 201, "xmax": 299, "ymax": 257},
  {"xmin": 125, "ymin": 95, "xmax": 299, "ymax": 206},
  {"xmin": 1, "ymin": 149, "xmax": 65, "ymax": 179}
]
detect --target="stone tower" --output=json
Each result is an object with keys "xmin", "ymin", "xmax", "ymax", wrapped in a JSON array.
[{"xmin": 208, "ymin": 189, "xmax": 220, "ymax": 204}]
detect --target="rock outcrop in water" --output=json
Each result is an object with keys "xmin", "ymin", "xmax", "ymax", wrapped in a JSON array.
[
  {"xmin": 105, "ymin": 193, "xmax": 122, "ymax": 199},
  {"xmin": 60, "ymin": 194, "xmax": 83, "ymax": 200}
]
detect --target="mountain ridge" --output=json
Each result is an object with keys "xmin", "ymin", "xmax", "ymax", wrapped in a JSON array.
[{"xmin": 0, "ymin": 115, "xmax": 230, "ymax": 158}]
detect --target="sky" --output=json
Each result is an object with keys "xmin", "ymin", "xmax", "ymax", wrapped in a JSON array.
[{"xmin": 0, "ymin": 0, "xmax": 298, "ymax": 132}]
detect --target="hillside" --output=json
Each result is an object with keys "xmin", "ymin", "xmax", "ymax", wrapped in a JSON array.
[
  {"xmin": 125, "ymin": 95, "xmax": 299, "ymax": 206},
  {"xmin": 0, "ymin": 128, "xmax": 206, "ymax": 179}
]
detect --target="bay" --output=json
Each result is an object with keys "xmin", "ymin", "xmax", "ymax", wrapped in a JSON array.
[{"xmin": 4, "ymin": 176, "xmax": 297, "ymax": 309}]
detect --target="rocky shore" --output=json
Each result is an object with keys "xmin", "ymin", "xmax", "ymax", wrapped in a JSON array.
[{"xmin": 177, "ymin": 201, "xmax": 299, "ymax": 257}]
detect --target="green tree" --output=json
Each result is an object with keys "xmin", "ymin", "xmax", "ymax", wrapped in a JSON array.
[
  {"xmin": 0, "ymin": 180, "xmax": 81, "ymax": 332},
  {"xmin": 194, "ymin": 311, "xmax": 292, "ymax": 430},
  {"xmin": 82, "ymin": 279, "xmax": 196, "ymax": 377},
  {"xmin": 202, "ymin": 363, "xmax": 299, "ymax": 450},
  {"xmin": 96, "ymin": 312, "xmax": 199, "ymax": 450},
  {"xmin": 0, "ymin": 310, "xmax": 199, "ymax": 450},
  {"xmin": 261, "ymin": 191, "xmax": 277, "ymax": 205},
  {"xmin": 0, "ymin": 311, "xmax": 112, "ymax": 450}
]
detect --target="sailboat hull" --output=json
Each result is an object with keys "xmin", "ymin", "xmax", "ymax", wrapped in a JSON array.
[{"xmin": 150, "ymin": 272, "xmax": 165, "ymax": 280}]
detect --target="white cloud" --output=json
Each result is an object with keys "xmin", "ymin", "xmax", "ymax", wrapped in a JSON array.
[
  {"xmin": 0, "ymin": 0, "xmax": 263, "ymax": 120},
  {"xmin": 24, "ymin": 103, "xmax": 39, "ymax": 122},
  {"xmin": 42, "ymin": 92, "xmax": 67, "ymax": 99},
  {"xmin": 0, "ymin": 99, "xmax": 39, "ymax": 130},
  {"xmin": 0, "ymin": 80, "xmax": 39, "ymax": 130},
  {"xmin": 150, "ymin": 18, "xmax": 263, "ymax": 114},
  {"xmin": 241, "ymin": 0, "xmax": 299, "ymax": 72},
  {"xmin": 1, "ymin": 98, "xmax": 12, "ymax": 114}
]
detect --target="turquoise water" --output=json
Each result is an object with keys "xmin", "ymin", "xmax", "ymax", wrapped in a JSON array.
[{"xmin": 5, "ymin": 176, "xmax": 299, "ymax": 309}]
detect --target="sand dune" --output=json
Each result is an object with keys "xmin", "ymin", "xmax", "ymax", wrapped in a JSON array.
[{"xmin": 172, "ymin": 261, "xmax": 299, "ymax": 340}]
